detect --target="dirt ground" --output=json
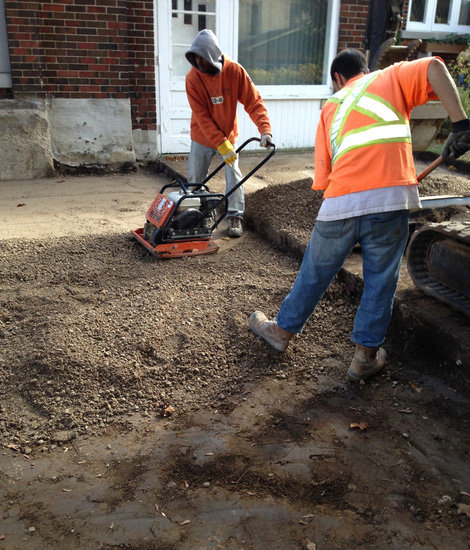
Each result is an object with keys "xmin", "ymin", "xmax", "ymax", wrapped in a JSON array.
[{"xmin": 0, "ymin": 153, "xmax": 469, "ymax": 549}]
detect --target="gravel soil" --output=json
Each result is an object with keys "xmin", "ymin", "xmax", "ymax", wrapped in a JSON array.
[{"xmin": 0, "ymin": 163, "xmax": 469, "ymax": 548}]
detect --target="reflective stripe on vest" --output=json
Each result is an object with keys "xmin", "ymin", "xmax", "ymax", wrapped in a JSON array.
[{"xmin": 329, "ymin": 72, "xmax": 411, "ymax": 165}]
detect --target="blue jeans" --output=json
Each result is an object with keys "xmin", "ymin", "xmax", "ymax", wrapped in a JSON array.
[
  {"xmin": 276, "ymin": 210, "xmax": 409, "ymax": 347},
  {"xmin": 187, "ymin": 140, "xmax": 244, "ymax": 218}
]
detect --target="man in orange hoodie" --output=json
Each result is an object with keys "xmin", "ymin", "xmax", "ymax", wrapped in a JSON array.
[
  {"xmin": 249, "ymin": 48, "xmax": 470, "ymax": 382},
  {"xmin": 185, "ymin": 29, "xmax": 273, "ymax": 237}
]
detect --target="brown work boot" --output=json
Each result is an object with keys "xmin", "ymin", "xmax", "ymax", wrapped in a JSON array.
[
  {"xmin": 227, "ymin": 216, "xmax": 243, "ymax": 238},
  {"xmin": 348, "ymin": 344, "xmax": 387, "ymax": 382},
  {"xmin": 249, "ymin": 311, "xmax": 293, "ymax": 352}
]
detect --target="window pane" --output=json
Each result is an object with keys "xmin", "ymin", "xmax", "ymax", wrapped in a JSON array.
[
  {"xmin": 198, "ymin": 4, "xmax": 207, "ymax": 31},
  {"xmin": 459, "ymin": 0, "xmax": 470, "ymax": 24},
  {"xmin": 435, "ymin": 0, "xmax": 451, "ymax": 23},
  {"xmin": 410, "ymin": 0, "xmax": 426, "ymax": 22},
  {"xmin": 238, "ymin": 0, "xmax": 329, "ymax": 85},
  {"xmin": 184, "ymin": 0, "xmax": 192, "ymax": 25},
  {"xmin": 172, "ymin": 0, "xmax": 216, "ymax": 76}
]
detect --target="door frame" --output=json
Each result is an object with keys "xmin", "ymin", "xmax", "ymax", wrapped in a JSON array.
[{"xmin": 155, "ymin": 0, "xmax": 236, "ymax": 153}]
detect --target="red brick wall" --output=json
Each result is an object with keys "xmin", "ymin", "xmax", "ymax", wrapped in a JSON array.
[
  {"xmin": 4, "ymin": 0, "xmax": 155, "ymax": 131},
  {"xmin": 337, "ymin": 1, "xmax": 414, "ymax": 54},
  {"xmin": 127, "ymin": 2, "xmax": 155, "ymax": 131},
  {"xmin": 338, "ymin": 0, "xmax": 370, "ymax": 53}
]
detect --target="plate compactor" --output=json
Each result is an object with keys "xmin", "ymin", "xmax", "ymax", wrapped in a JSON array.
[{"xmin": 132, "ymin": 137, "xmax": 275, "ymax": 259}]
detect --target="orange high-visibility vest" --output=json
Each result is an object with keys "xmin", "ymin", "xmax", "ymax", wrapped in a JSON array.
[{"xmin": 313, "ymin": 57, "xmax": 439, "ymax": 198}]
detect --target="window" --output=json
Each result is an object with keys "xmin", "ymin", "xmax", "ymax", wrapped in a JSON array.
[
  {"xmin": 184, "ymin": 0, "xmax": 192, "ymax": 25},
  {"xmin": 407, "ymin": 0, "xmax": 470, "ymax": 31},
  {"xmin": 238, "ymin": 0, "xmax": 329, "ymax": 85},
  {"xmin": 410, "ymin": 0, "xmax": 426, "ymax": 21},
  {"xmin": 435, "ymin": 0, "xmax": 451, "ymax": 23},
  {"xmin": 459, "ymin": 0, "xmax": 470, "ymax": 24},
  {"xmin": 198, "ymin": 4, "xmax": 206, "ymax": 31},
  {"xmin": 171, "ymin": 0, "xmax": 216, "ymax": 76}
]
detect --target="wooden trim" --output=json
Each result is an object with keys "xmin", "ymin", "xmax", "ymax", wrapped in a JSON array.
[{"xmin": 424, "ymin": 42, "xmax": 468, "ymax": 53}]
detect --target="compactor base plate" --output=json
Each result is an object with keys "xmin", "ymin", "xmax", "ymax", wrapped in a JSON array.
[{"xmin": 131, "ymin": 228, "xmax": 219, "ymax": 259}]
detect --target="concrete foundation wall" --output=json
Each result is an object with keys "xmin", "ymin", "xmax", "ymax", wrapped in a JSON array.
[
  {"xmin": 0, "ymin": 100, "xmax": 54, "ymax": 181},
  {"xmin": 132, "ymin": 128, "xmax": 158, "ymax": 162},
  {"xmin": 49, "ymin": 98, "xmax": 136, "ymax": 167},
  {"xmin": 0, "ymin": 98, "xmax": 159, "ymax": 180}
]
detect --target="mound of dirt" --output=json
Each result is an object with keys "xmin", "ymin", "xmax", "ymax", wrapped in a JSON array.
[
  {"xmin": 0, "ymin": 232, "xmax": 358, "ymax": 452},
  {"xmin": 245, "ymin": 172, "xmax": 470, "ymax": 247},
  {"xmin": 0, "ymin": 169, "xmax": 468, "ymax": 453},
  {"xmin": 1, "ymin": 165, "xmax": 470, "ymax": 549},
  {"xmin": 418, "ymin": 172, "xmax": 470, "ymax": 196}
]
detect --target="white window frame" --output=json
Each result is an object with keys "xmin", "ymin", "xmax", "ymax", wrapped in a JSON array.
[
  {"xmin": 0, "ymin": 0, "xmax": 12, "ymax": 88},
  {"xmin": 230, "ymin": 0, "xmax": 341, "ymax": 100},
  {"xmin": 406, "ymin": 0, "xmax": 470, "ymax": 34}
]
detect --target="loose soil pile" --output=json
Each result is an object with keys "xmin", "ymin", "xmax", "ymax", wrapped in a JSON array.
[
  {"xmin": 245, "ymin": 172, "xmax": 470, "ymax": 246},
  {"xmin": 0, "ymin": 169, "xmax": 467, "ymax": 453},
  {"xmin": 0, "ymin": 232, "xmax": 354, "ymax": 452},
  {"xmin": 0, "ymin": 166, "xmax": 469, "ymax": 548}
]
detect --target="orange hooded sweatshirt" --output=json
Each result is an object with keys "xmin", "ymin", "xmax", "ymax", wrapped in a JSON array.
[{"xmin": 185, "ymin": 32, "xmax": 271, "ymax": 149}]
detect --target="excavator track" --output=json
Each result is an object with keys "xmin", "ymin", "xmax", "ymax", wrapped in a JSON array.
[{"xmin": 406, "ymin": 220, "xmax": 470, "ymax": 318}]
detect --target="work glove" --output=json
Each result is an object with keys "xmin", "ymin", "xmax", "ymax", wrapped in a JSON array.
[
  {"xmin": 217, "ymin": 139, "xmax": 237, "ymax": 166},
  {"xmin": 442, "ymin": 119, "xmax": 470, "ymax": 162},
  {"xmin": 260, "ymin": 133, "xmax": 274, "ymax": 148}
]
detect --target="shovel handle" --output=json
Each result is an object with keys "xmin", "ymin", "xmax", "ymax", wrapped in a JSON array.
[{"xmin": 417, "ymin": 155, "xmax": 443, "ymax": 182}]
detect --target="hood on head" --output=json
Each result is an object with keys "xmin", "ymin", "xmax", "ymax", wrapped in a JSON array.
[{"xmin": 185, "ymin": 29, "xmax": 223, "ymax": 74}]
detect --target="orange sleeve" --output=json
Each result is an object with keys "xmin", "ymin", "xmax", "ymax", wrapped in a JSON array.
[
  {"xmin": 312, "ymin": 110, "xmax": 332, "ymax": 191},
  {"xmin": 236, "ymin": 65, "xmax": 272, "ymax": 136},
  {"xmin": 394, "ymin": 57, "xmax": 441, "ymax": 111},
  {"xmin": 186, "ymin": 70, "xmax": 226, "ymax": 147}
]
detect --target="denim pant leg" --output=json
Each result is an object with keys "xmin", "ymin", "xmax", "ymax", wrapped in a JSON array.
[
  {"xmin": 188, "ymin": 140, "xmax": 244, "ymax": 218},
  {"xmin": 351, "ymin": 210, "xmax": 409, "ymax": 347},
  {"xmin": 277, "ymin": 218, "xmax": 359, "ymax": 333},
  {"xmin": 223, "ymin": 154, "xmax": 244, "ymax": 218},
  {"xmin": 187, "ymin": 141, "xmax": 216, "ymax": 184}
]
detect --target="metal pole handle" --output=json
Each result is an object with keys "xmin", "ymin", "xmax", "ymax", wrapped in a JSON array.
[{"xmin": 417, "ymin": 155, "xmax": 443, "ymax": 182}]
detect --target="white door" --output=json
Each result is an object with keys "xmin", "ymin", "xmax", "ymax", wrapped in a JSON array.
[{"xmin": 156, "ymin": 0, "xmax": 236, "ymax": 153}]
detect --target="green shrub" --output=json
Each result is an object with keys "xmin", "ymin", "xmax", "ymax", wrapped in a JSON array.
[
  {"xmin": 450, "ymin": 46, "xmax": 470, "ymax": 88},
  {"xmin": 433, "ymin": 33, "xmax": 470, "ymax": 45}
]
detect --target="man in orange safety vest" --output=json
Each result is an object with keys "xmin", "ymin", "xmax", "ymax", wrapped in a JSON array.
[{"xmin": 249, "ymin": 48, "xmax": 470, "ymax": 382}]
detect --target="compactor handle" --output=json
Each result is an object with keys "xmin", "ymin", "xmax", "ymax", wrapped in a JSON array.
[{"xmin": 201, "ymin": 137, "xmax": 276, "ymax": 185}]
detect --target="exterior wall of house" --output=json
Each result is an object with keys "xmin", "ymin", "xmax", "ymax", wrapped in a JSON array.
[
  {"xmin": 1, "ymin": 0, "xmax": 156, "ymax": 174},
  {"xmin": 6, "ymin": 1, "xmax": 441, "ymax": 176},
  {"xmin": 336, "ymin": 1, "xmax": 417, "ymax": 54},
  {"xmin": 5, "ymin": 0, "xmax": 155, "ymax": 123},
  {"xmin": 337, "ymin": 0, "xmax": 370, "ymax": 52}
]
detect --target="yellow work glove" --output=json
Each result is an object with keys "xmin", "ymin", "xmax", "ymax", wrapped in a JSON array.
[{"xmin": 217, "ymin": 140, "xmax": 237, "ymax": 166}]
